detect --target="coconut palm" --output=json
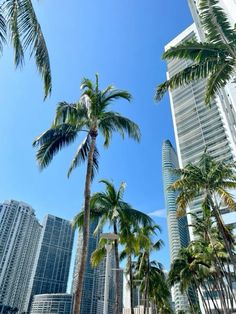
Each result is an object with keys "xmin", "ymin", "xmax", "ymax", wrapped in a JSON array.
[
  {"xmin": 169, "ymin": 153, "xmax": 236, "ymax": 268},
  {"xmin": 155, "ymin": 0, "xmax": 236, "ymax": 105},
  {"xmin": 169, "ymin": 208, "xmax": 235, "ymax": 313},
  {"xmin": 134, "ymin": 225, "xmax": 164, "ymax": 314},
  {"xmin": 0, "ymin": 0, "xmax": 51, "ymax": 97},
  {"xmin": 33, "ymin": 74, "xmax": 141, "ymax": 314},
  {"xmin": 74, "ymin": 179, "xmax": 153, "ymax": 314}
]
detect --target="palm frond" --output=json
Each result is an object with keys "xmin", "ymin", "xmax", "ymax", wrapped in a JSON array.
[
  {"xmin": 91, "ymin": 245, "xmax": 106, "ymax": 267},
  {"xmin": 80, "ymin": 77, "xmax": 94, "ymax": 91},
  {"xmin": 99, "ymin": 111, "xmax": 141, "ymax": 145},
  {"xmin": 155, "ymin": 57, "xmax": 223, "ymax": 102},
  {"xmin": 199, "ymin": 0, "xmax": 236, "ymax": 46},
  {"xmin": 0, "ymin": 6, "xmax": 7, "ymax": 54},
  {"xmin": 216, "ymin": 187, "xmax": 236, "ymax": 211},
  {"xmin": 67, "ymin": 134, "xmax": 99, "ymax": 178},
  {"xmin": 54, "ymin": 102, "xmax": 78, "ymax": 126},
  {"xmin": 18, "ymin": 0, "xmax": 51, "ymax": 98},
  {"xmin": 163, "ymin": 41, "xmax": 229, "ymax": 62},
  {"xmin": 205, "ymin": 60, "xmax": 235, "ymax": 103},
  {"xmin": 101, "ymin": 89, "xmax": 132, "ymax": 105},
  {"xmin": 33, "ymin": 124, "xmax": 78, "ymax": 169},
  {"xmin": 5, "ymin": 0, "xmax": 24, "ymax": 66}
]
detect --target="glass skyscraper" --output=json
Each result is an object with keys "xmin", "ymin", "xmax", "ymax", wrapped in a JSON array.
[
  {"xmin": 162, "ymin": 140, "xmax": 190, "ymax": 312},
  {"xmin": 26, "ymin": 214, "xmax": 74, "ymax": 311},
  {"xmin": 0, "ymin": 200, "xmax": 42, "ymax": 313}
]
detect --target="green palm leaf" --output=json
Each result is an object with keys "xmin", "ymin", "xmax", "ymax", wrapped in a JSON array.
[
  {"xmin": 18, "ymin": 0, "xmax": 51, "ymax": 98},
  {"xmin": 67, "ymin": 134, "xmax": 99, "ymax": 178},
  {"xmin": 33, "ymin": 124, "xmax": 78, "ymax": 169},
  {"xmin": 0, "ymin": 6, "xmax": 7, "ymax": 53},
  {"xmin": 5, "ymin": 0, "xmax": 24, "ymax": 66}
]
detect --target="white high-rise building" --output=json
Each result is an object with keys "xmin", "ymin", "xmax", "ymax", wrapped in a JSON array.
[
  {"xmin": 0, "ymin": 200, "xmax": 42, "ymax": 312},
  {"xmin": 165, "ymin": 3, "xmax": 236, "ymax": 311},
  {"xmin": 187, "ymin": 0, "xmax": 236, "ymax": 144},
  {"xmin": 166, "ymin": 21, "xmax": 236, "ymax": 238}
]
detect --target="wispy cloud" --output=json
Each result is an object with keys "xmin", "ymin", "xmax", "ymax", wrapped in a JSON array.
[{"xmin": 148, "ymin": 209, "xmax": 166, "ymax": 218}]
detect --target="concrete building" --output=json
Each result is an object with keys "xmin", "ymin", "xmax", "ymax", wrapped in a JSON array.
[
  {"xmin": 162, "ymin": 140, "xmax": 190, "ymax": 312},
  {"xmin": 30, "ymin": 294, "xmax": 73, "ymax": 314},
  {"xmin": 26, "ymin": 214, "xmax": 74, "ymax": 311},
  {"xmin": 0, "ymin": 200, "xmax": 42, "ymax": 313}
]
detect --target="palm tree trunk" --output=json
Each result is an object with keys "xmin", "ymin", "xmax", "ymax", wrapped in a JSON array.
[
  {"xmin": 73, "ymin": 133, "xmax": 97, "ymax": 314},
  {"xmin": 128, "ymin": 253, "xmax": 134, "ymax": 314},
  {"xmin": 113, "ymin": 220, "xmax": 121, "ymax": 314}
]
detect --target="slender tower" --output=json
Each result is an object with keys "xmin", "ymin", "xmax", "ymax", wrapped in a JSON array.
[
  {"xmin": 162, "ymin": 140, "xmax": 190, "ymax": 312},
  {"xmin": 0, "ymin": 200, "xmax": 42, "ymax": 312}
]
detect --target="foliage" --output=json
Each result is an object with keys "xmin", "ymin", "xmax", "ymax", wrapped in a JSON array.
[
  {"xmin": 1, "ymin": 0, "xmax": 51, "ymax": 97},
  {"xmin": 155, "ymin": 0, "xmax": 236, "ymax": 104}
]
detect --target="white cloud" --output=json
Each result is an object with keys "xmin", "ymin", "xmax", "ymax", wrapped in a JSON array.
[{"xmin": 148, "ymin": 209, "xmax": 166, "ymax": 218}]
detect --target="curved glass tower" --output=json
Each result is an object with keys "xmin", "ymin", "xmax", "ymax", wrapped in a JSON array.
[{"xmin": 162, "ymin": 140, "xmax": 190, "ymax": 313}]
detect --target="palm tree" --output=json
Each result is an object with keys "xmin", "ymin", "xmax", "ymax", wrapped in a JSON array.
[
  {"xmin": 1, "ymin": 0, "xmax": 51, "ymax": 97},
  {"xmin": 119, "ymin": 222, "xmax": 150, "ymax": 314},
  {"xmin": 134, "ymin": 225, "xmax": 164, "ymax": 314},
  {"xmin": 169, "ymin": 152, "xmax": 236, "ymax": 268},
  {"xmin": 155, "ymin": 0, "xmax": 236, "ymax": 105},
  {"xmin": 169, "ymin": 208, "xmax": 235, "ymax": 313},
  {"xmin": 74, "ymin": 179, "xmax": 153, "ymax": 314},
  {"xmin": 33, "ymin": 74, "xmax": 141, "ymax": 314}
]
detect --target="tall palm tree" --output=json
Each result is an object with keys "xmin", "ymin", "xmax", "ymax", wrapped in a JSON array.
[
  {"xmin": 74, "ymin": 179, "xmax": 153, "ymax": 314},
  {"xmin": 33, "ymin": 74, "xmax": 141, "ymax": 314},
  {"xmin": 134, "ymin": 225, "xmax": 164, "ymax": 314},
  {"xmin": 169, "ymin": 153, "xmax": 236, "ymax": 268},
  {"xmin": 1, "ymin": 0, "xmax": 51, "ymax": 97},
  {"xmin": 155, "ymin": 0, "xmax": 236, "ymax": 105}
]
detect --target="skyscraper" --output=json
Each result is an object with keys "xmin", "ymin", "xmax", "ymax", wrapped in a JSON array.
[
  {"xmin": 166, "ymin": 23, "xmax": 236, "ymax": 237},
  {"xmin": 72, "ymin": 219, "xmax": 100, "ymax": 314},
  {"xmin": 26, "ymin": 214, "xmax": 74, "ymax": 311},
  {"xmin": 0, "ymin": 200, "xmax": 42, "ymax": 313},
  {"xmin": 165, "ymin": 9, "xmax": 236, "ymax": 311},
  {"xmin": 162, "ymin": 140, "xmax": 190, "ymax": 313}
]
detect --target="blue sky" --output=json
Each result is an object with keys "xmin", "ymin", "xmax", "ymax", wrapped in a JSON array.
[{"xmin": 0, "ymin": 0, "xmax": 193, "ymax": 276}]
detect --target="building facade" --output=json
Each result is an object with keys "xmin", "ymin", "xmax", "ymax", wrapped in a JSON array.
[
  {"xmin": 0, "ymin": 200, "xmax": 42, "ymax": 312},
  {"xmin": 30, "ymin": 294, "xmax": 73, "ymax": 314},
  {"xmin": 166, "ymin": 23, "xmax": 236, "ymax": 236},
  {"xmin": 162, "ymin": 140, "xmax": 190, "ymax": 312},
  {"xmin": 26, "ymin": 214, "xmax": 74, "ymax": 311}
]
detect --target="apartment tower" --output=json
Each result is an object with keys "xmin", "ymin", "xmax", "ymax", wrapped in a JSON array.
[
  {"xmin": 0, "ymin": 200, "xmax": 42, "ymax": 312},
  {"xmin": 26, "ymin": 214, "xmax": 74, "ymax": 311}
]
